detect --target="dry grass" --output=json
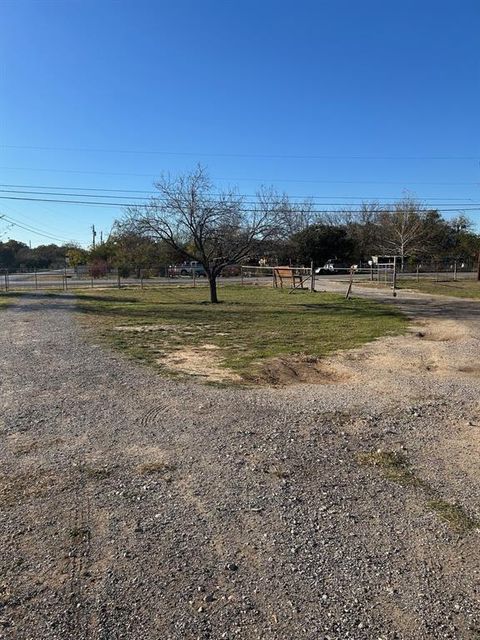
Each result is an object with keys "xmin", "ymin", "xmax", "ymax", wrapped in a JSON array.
[
  {"xmin": 357, "ymin": 450, "xmax": 424, "ymax": 486},
  {"xmin": 427, "ymin": 499, "xmax": 478, "ymax": 533}
]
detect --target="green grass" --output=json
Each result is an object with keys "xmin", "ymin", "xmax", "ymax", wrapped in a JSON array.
[
  {"xmin": 75, "ymin": 285, "xmax": 407, "ymax": 382},
  {"xmin": 397, "ymin": 278, "xmax": 480, "ymax": 299},
  {"xmin": 0, "ymin": 293, "xmax": 18, "ymax": 310}
]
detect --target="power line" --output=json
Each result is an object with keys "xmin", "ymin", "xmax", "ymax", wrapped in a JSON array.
[
  {"xmin": 0, "ymin": 189, "xmax": 479, "ymax": 209},
  {"xmin": 2, "ymin": 143, "xmax": 479, "ymax": 161},
  {"xmin": 1, "ymin": 166, "xmax": 479, "ymax": 186},
  {"xmin": 1, "ymin": 194, "xmax": 480, "ymax": 215},
  {"xmin": 0, "ymin": 213, "xmax": 74, "ymax": 243},
  {"xmin": 0, "ymin": 183, "xmax": 478, "ymax": 202}
]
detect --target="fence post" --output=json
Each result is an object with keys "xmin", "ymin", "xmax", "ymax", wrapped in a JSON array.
[
  {"xmin": 241, "ymin": 266, "xmax": 244, "ymax": 286},
  {"xmin": 4, "ymin": 272, "xmax": 7, "ymax": 292},
  {"xmin": 140, "ymin": 271, "xmax": 144, "ymax": 290},
  {"xmin": 192, "ymin": 266, "xmax": 196, "ymax": 288},
  {"xmin": 310, "ymin": 261, "xmax": 315, "ymax": 292},
  {"xmin": 392, "ymin": 257, "xmax": 397, "ymax": 297},
  {"xmin": 117, "ymin": 271, "xmax": 121, "ymax": 289},
  {"xmin": 453, "ymin": 260, "xmax": 457, "ymax": 282},
  {"xmin": 416, "ymin": 264, "xmax": 420, "ymax": 282}
]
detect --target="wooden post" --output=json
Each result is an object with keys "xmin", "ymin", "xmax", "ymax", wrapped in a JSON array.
[
  {"xmin": 140, "ymin": 272, "xmax": 144, "ymax": 290},
  {"xmin": 416, "ymin": 264, "xmax": 420, "ymax": 282},
  {"xmin": 192, "ymin": 266, "xmax": 196, "ymax": 288},
  {"xmin": 117, "ymin": 271, "xmax": 121, "ymax": 289},
  {"xmin": 310, "ymin": 261, "xmax": 315, "ymax": 292},
  {"xmin": 34, "ymin": 268, "xmax": 38, "ymax": 290},
  {"xmin": 240, "ymin": 266, "xmax": 244, "ymax": 286},
  {"xmin": 345, "ymin": 267, "xmax": 355, "ymax": 299},
  {"xmin": 4, "ymin": 272, "xmax": 8, "ymax": 292},
  {"xmin": 453, "ymin": 260, "xmax": 457, "ymax": 282}
]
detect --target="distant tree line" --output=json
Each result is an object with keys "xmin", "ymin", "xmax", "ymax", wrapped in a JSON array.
[{"xmin": 0, "ymin": 239, "xmax": 72, "ymax": 271}]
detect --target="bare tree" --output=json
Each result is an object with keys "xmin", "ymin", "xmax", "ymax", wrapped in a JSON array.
[
  {"xmin": 376, "ymin": 198, "xmax": 428, "ymax": 270},
  {"xmin": 123, "ymin": 166, "xmax": 279, "ymax": 303},
  {"xmin": 257, "ymin": 189, "xmax": 315, "ymax": 239}
]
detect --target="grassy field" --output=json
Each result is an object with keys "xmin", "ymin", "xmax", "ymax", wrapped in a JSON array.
[
  {"xmin": 76, "ymin": 285, "xmax": 407, "ymax": 384},
  {"xmin": 397, "ymin": 278, "xmax": 480, "ymax": 299}
]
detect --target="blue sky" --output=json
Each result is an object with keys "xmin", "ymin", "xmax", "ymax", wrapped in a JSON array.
[{"xmin": 1, "ymin": 0, "xmax": 479, "ymax": 247}]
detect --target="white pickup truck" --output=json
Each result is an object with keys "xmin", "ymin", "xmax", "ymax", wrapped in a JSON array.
[{"xmin": 168, "ymin": 261, "xmax": 207, "ymax": 277}]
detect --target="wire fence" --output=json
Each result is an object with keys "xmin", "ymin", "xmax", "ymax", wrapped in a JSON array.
[
  {"xmin": 0, "ymin": 268, "xmax": 214, "ymax": 292},
  {"xmin": 1, "ymin": 259, "xmax": 478, "ymax": 293}
]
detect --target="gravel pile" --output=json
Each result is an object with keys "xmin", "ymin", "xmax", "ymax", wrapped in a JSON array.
[{"xmin": 0, "ymin": 292, "xmax": 478, "ymax": 639}]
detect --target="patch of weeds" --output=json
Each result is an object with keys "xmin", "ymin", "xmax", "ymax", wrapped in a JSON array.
[
  {"xmin": 137, "ymin": 461, "xmax": 175, "ymax": 481},
  {"xmin": 358, "ymin": 450, "xmax": 479, "ymax": 534},
  {"xmin": 427, "ymin": 499, "xmax": 478, "ymax": 533},
  {"xmin": 357, "ymin": 450, "xmax": 424, "ymax": 486}
]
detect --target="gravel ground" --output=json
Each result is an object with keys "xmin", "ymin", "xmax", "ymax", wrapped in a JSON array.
[{"xmin": 0, "ymin": 291, "xmax": 479, "ymax": 640}]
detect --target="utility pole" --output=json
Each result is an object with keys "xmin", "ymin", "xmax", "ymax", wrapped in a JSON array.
[
  {"xmin": 100, "ymin": 230, "xmax": 103, "ymax": 245},
  {"xmin": 91, "ymin": 224, "xmax": 97, "ymax": 249}
]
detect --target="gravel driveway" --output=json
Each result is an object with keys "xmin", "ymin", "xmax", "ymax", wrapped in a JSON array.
[{"xmin": 0, "ymin": 292, "xmax": 479, "ymax": 639}]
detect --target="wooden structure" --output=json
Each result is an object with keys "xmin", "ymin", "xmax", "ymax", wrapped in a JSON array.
[{"xmin": 273, "ymin": 266, "xmax": 312, "ymax": 292}]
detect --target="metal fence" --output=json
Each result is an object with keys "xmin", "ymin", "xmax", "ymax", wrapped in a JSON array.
[{"xmin": 0, "ymin": 268, "xmax": 216, "ymax": 292}]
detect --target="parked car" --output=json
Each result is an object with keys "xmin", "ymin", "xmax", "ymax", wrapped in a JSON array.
[
  {"xmin": 315, "ymin": 260, "xmax": 351, "ymax": 275},
  {"xmin": 168, "ymin": 261, "xmax": 207, "ymax": 277}
]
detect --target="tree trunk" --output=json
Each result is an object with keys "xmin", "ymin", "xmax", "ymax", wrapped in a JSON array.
[{"xmin": 208, "ymin": 274, "xmax": 219, "ymax": 303}]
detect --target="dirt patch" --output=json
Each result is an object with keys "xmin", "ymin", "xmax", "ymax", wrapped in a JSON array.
[
  {"xmin": 249, "ymin": 355, "xmax": 351, "ymax": 386},
  {"xmin": 159, "ymin": 345, "xmax": 242, "ymax": 383},
  {"xmin": 413, "ymin": 320, "xmax": 471, "ymax": 342}
]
